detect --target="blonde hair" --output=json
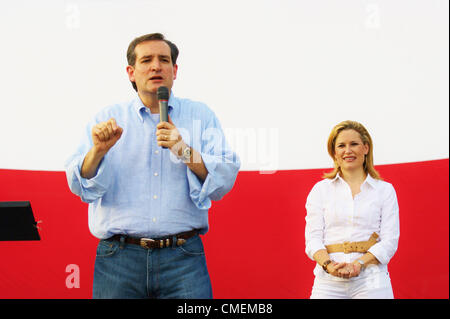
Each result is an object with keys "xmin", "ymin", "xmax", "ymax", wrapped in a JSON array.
[{"xmin": 323, "ymin": 120, "xmax": 381, "ymax": 180}]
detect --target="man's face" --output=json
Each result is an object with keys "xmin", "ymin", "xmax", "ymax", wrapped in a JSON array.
[{"xmin": 127, "ymin": 40, "xmax": 178, "ymax": 95}]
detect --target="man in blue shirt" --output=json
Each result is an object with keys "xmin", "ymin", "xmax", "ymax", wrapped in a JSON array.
[{"xmin": 65, "ymin": 33, "xmax": 240, "ymax": 298}]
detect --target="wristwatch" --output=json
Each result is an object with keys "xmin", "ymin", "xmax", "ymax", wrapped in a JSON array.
[
  {"xmin": 356, "ymin": 259, "xmax": 365, "ymax": 269},
  {"xmin": 180, "ymin": 145, "xmax": 192, "ymax": 162},
  {"xmin": 322, "ymin": 260, "xmax": 332, "ymax": 273}
]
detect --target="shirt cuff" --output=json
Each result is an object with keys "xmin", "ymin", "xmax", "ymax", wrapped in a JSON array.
[
  {"xmin": 186, "ymin": 152, "xmax": 238, "ymax": 209},
  {"xmin": 367, "ymin": 241, "xmax": 395, "ymax": 265},
  {"xmin": 306, "ymin": 242, "xmax": 327, "ymax": 261},
  {"xmin": 74, "ymin": 154, "xmax": 111, "ymax": 202},
  {"xmin": 186, "ymin": 153, "xmax": 217, "ymax": 210}
]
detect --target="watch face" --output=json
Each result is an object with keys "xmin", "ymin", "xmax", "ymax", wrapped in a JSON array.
[{"xmin": 183, "ymin": 147, "xmax": 191, "ymax": 160}]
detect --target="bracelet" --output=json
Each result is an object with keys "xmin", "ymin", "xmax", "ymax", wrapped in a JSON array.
[{"xmin": 322, "ymin": 260, "xmax": 332, "ymax": 273}]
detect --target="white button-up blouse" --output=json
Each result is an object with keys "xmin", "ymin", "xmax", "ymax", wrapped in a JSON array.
[{"xmin": 305, "ymin": 173, "xmax": 400, "ymax": 280}]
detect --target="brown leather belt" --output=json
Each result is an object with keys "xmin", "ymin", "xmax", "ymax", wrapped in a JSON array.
[
  {"xmin": 325, "ymin": 232, "xmax": 379, "ymax": 254},
  {"xmin": 109, "ymin": 230, "xmax": 198, "ymax": 249}
]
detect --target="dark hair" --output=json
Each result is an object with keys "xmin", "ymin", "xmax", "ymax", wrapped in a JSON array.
[{"xmin": 126, "ymin": 33, "xmax": 179, "ymax": 91}]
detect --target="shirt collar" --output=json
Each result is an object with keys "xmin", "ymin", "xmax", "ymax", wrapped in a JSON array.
[
  {"xmin": 331, "ymin": 172, "xmax": 378, "ymax": 189},
  {"xmin": 364, "ymin": 173, "xmax": 378, "ymax": 189},
  {"xmin": 331, "ymin": 173, "xmax": 342, "ymax": 183},
  {"xmin": 133, "ymin": 91, "xmax": 178, "ymax": 122}
]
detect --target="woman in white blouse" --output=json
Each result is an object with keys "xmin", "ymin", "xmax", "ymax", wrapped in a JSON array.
[{"xmin": 305, "ymin": 120, "xmax": 399, "ymax": 299}]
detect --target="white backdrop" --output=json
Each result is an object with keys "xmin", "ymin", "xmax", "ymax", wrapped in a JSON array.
[{"xmin": 0, "ymin": 0, "xmax": 448, "ymax": 172}]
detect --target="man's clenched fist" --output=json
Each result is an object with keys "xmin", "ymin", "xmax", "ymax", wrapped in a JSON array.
[
  {"xmin": 92, "ymin": 118, "xmax": 123, "ymax": 155},
  {"xmin": 81, "ymin": 118, "xmax": 123, "ymax": 179}
]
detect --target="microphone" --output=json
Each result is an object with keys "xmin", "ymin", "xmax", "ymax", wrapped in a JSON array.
[
  {"xmin": 157, "ymin": 86, "xmax": 169, "ymax": 149},
  {"xmin": 157, "ymin": 86, "xmax": 169, "ymax": 123}
]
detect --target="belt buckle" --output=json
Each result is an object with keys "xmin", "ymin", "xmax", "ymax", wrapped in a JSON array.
[
  {"xmin": 140, "ymin": 238, "xmax": 155, "ymax": 249},
  {"xmin": 343, "ymin": 241, "xmax": 352, "ymax": 254}
]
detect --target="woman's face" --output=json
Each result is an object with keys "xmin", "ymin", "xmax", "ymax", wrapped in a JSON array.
[{"xmin": 334, "ymin": 129, "xmax": 369, "ymax": 173}]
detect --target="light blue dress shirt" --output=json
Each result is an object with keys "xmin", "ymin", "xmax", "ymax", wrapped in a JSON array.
[{"xmin": 65, "ymin": 93, "xmax": 240, "ymax": 239}]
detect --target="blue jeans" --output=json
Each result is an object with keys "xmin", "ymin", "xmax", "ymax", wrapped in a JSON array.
[{"xmin": 92, "ymin": 235, "xmax": 213, "ymax": 299}]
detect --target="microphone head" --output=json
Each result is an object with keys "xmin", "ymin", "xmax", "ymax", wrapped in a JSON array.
[{"xmin": 157, "ymin": 86, "xmax": 169, "ymax": 100}]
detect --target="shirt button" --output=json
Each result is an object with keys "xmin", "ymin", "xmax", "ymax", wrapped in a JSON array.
[
  {"xmin": 154, "ymin": 172, "xmax": 158, "ymax": 176},
  {"xmin": 155, "ymin": 150, "xmax": 159, "ymax": 154},
  {"xmin": 153, "ymin": 195, "xmax": 158, "ymax": 199},
  {"xmin": 152, "ymin": 217, "xmax": 156, "ymax": 222}
]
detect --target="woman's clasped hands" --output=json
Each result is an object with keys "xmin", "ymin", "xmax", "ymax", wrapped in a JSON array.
[{"xmin": 326, "ymin": 261, "xmax": 362, "ymax": 279}]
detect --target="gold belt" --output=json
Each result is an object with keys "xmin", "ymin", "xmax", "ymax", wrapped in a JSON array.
[{"xmin": 325, "ymin": 232, "xmax": 379, "ymax": 254}]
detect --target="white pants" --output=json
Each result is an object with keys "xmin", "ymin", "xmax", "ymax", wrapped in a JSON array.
[{"xmin": 310, "ymin": 270, "xmax": 394, "ymax": 299}]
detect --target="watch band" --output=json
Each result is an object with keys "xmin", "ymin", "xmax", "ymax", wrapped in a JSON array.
[
  {"xmin": 322, "ymin": 260, "xmax": 332, "ymax": 273},
  {"xmin": 356, "ymin": 259, "xmax": 365, "ymax": 269}
]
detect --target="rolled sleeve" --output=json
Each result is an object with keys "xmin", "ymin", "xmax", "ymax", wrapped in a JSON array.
[
  {"xmin": 305, "ymin": 183, "xmax": 327, "ymax": 261},
  {"xmin": 187, "ymin": 151, "xmax": 240, "ymax": 209},
  {"xmin": 187, "ymin": 112, "xmax": 240, "ymax": 209},
  {"xmin": 368, "ymin": 183, "xmax": 400, "ymax": 265},
  {"xmin": 65, "ymin": 152, "xmax": 112, "ymax": 203}
]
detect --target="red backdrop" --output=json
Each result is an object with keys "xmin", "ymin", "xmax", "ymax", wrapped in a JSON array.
[{"xmin": 0, "ymin": 159, "xmax": 448, "ymax": 299}]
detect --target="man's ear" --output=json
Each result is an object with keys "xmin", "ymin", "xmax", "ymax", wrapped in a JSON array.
[
  {"xmin": 173, "ymin": 64, "xmax": 178, "ymax": 80},
  {"xmin": 126, "ymin": 65, "xmax": 135, "ymax": 82}
]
